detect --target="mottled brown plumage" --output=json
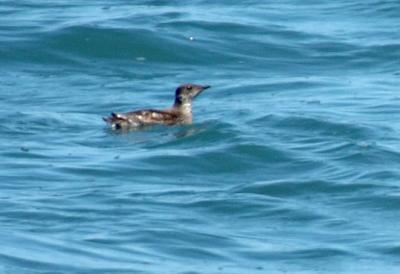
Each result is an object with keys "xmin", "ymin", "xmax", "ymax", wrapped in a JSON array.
[{"xmin": 103, "ymin": 83, "xmax": 210, "ymax": 129}]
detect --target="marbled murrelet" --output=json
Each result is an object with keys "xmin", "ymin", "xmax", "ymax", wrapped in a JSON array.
[{"xmin": 103, "ymin": 84, "xmax": 210, "ymax": 129}]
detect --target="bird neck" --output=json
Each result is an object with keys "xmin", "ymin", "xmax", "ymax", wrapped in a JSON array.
[{"xmin": 173, "ymin": 101, "xmax": 193, "ymax": 123}]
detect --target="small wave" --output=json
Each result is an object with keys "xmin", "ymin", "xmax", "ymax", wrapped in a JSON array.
[
  {"xmin": 37, "ymin": 25, "xmax": 236, "ymax": 65},
  {"xmin": 232, "ymin": 180, "xmax": 380, "ymax": 198},
  {"xmin": 249, "ymin": 114, "xmax": 375, "ymax": 140}
]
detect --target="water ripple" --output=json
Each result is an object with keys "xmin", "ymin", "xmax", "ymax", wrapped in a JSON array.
[{"xmin": 1, "ymin": 0, "xmax": 400, "ymax": 273}]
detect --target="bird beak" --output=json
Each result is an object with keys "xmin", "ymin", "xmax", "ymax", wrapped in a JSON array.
[{"xmin": 193, "ymin": 85, "xmax": 210, "ymax": 98}]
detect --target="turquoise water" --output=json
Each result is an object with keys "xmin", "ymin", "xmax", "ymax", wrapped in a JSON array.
[{"xmin": 1, "ymin": 1, "xmax": 400, "ymax": 273}]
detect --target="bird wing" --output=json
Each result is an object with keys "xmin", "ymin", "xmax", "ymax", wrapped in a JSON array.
[
  {"xmin": 125, "ymin": 109, "xmax": 179, "ymax": 125},
  {"xmin": 103, "ymin": 109, "xmax": 180, "ymax": 128}
]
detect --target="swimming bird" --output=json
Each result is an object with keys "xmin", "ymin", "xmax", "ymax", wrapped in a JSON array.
[{"xmin": 103, "ymin": 83, "xmax": 210, "ymax": 129}]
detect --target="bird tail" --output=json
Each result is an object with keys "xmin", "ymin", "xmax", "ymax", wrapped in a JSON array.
[{"xmin": 103, "ymin": 112, "xmax": 129, "ymax": 129}]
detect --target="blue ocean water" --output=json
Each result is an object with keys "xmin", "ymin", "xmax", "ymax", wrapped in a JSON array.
[{"xmin": 1, "ymin": 0, "xmax": 400, "ymax": 273}]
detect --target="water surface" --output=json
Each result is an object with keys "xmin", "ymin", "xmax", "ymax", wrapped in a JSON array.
[{"xmin": 1, "ymin": 1, "xmax": 400, "ymax": 273}]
